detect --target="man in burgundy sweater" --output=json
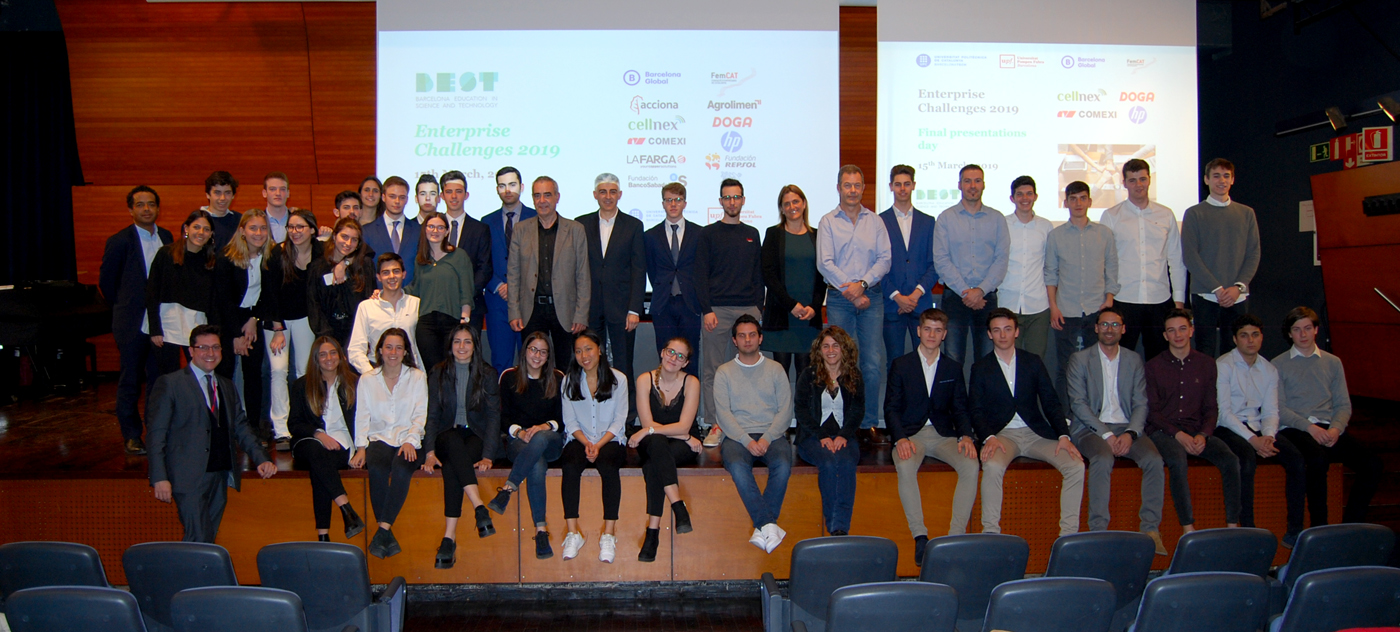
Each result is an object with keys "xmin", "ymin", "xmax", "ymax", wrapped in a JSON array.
[{"xmin": 1145, "ymin": 308, "xmax": 1241, "ymax": 533}]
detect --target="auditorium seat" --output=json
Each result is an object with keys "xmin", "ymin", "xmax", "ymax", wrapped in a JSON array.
[
  {"xmin": 4, "ymin": 586, "xmax": 147, "ymax": 632},
  {"xmin": 1043, "ymin": 531, "xmax": 1155, "ymax": 632},
  {"xmin": 791, "ymin": 581, "xmax": 958, "ymax": 632},
  {"xmin": 255, "ymin": 542, "xmax": 405, "ymax": 632},
  {"xmin": 0, "ymin": 541, "xmax": 109, "ymax": 611},
  {"xmin": 1277, "ymin": 524, "xmax": 1396, "ymax": 591},
  {"xmin": 917, "ymin": 533, "xmax": 1029, "ymax": 631},
  {"xmin": 123, "ymin": 542, "xmax": 239, "ymax": 632},
  {"xmin": 760, "ymin": 536, "xmax": 900, "ymax": 632},
  {"xmin": 1271, "ymin": 567, "xmax": 1400, "ymax": 632},
  {"xmin": 982, "ymin": 577, "xmax": 1116, "ymax": 632},
  {"xmin": 1128, "ymin": 572, "xmax": 1269, "ymax": 632},
  {"xmin": 1162, "ymin": 527, "xmax": 1281, "ymax": 614},
  {"xmin": 169, "ymin": 586, "xmax": 313, "ymax": 632}
]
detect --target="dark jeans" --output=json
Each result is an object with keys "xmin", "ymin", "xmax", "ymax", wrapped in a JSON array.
[
  {"xmin": 1218, "ymin": 430, "xmax": 1306, "ymax": 533},
  {"xmin": 1150, "ymin": 431, "xmax": 1242, "ymax": 525},
  {"xmin": 215, "ymin": 313, "xmax": 265, "ymax": 436},
  {"xmin": 1117, "ymin": 299, "xmax": 1173, "ymax": 360},
  {"xmin": 523, "ymin": 301, "xmax": 574, "ymax": 370},
  {"xmin": 437, "ymin": 427, "xmax": 484, "ymax": 518},
  {"xmin": 560, "ymin": 440, "xmax": 625, "ymax": 521},
  {"xmin": 941, "ymin": 289, "xmax": 998, "ymax": 371},
  {"xmin": 1191, "ymin": 297, "xmax": 1247, "ymax": 358},
  {"xmin": 506, "ymin": 429, "xmax": 564, "ymax": 527},
  {"xmin": 637, "ymin": 434, "xmax": 697, "ymax": 517},
  {"xmin": 721, "ymin": 434, "xmax": 793, "ymax": 529},
  {"xmin": 1278, "ymin": 427, "xmax": 1383, "ymax": 524},
  {"xmin": 366, "ymin": 440, "xmax": 422, "ymax": 526},
  {"xmin": 174, "ymin": 470, "xmax": 228, "ymax": 543},
  {"xmin": 115, "ymin": 331, "xmax": 179, "ymax": 440},
  {"xmin": 1054, "ymin": 312, "xmax": 1099, "ymax": 407},
  {"xmin": 294, "ymin": 438, "xmax": 350, "ymax": 530},
  {"xmin": 416, "ymin": 311, "xmax": 460, "ymax": 373},
  {"xmin": 651, "ymin": 299, "xmax": 701, "ymax": 377},
  {"xmin": 590, "ymin": 313, "xmax": 637, "ymax": 420},
  {"xmin": 884, "ymin": 309, "xmax": 921, "ymax": 367},
  {"xmin": 796, "ymin": 436, "xmax": 860, "ymax": 533},
  {"xmin": 771, "ymin": 351, "xmax": 811, "ymax": 383}
]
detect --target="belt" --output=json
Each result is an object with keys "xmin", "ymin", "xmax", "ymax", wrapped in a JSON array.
[{"xmin": 535, "ymin": 296, "xmax": 554, "ymax": 305}]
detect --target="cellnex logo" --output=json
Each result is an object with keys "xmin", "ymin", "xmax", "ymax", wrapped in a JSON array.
[
  {"xmin": 713, "ymin": 117, "xmax": 753, "ymax": 128},
  {"xmin": 630, "ymin": 96, "xmax": 679, "ymax": 115},
  {"xmin": 1120, "ymin": 92, "xmax": 1156, "ymax": 102},
  {"xmin": 1056, "ymin": 89, "xmax": 1107, "ymax": 102},
  {"xmin": 707, "ymin": 100, "xmax": 760, "ymax": 111},
  {"xmin": 628, "ymin": 115, "xmax": 685, "ymax": 132},
  {"xmin": 416, "ymin": 72, "xmax": 500, "ymax": 92}
]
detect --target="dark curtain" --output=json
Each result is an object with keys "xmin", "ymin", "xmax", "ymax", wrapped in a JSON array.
[{"xmin": 1, "ymin": 0, "xmax": 83, "ymax": 285}]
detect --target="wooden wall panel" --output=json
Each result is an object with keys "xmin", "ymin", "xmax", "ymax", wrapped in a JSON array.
[
  {"xmin": 1311, "ymin": 161, "xmax": 1400, "ymax": 250},
  {"xmin": 840, "ymin": 6, "xmax": 878, "ymax": 210},
  {"xmin": 1318, "ymin": 245, "xmax": 1400, "ymax": 326},
  {"xmin": 1326, "ymin": 323, "xmax": 1400, "ymax": 400},
  {"xmin": 302, "ymin": 3, "xmax": 377, "ymax": 182}
]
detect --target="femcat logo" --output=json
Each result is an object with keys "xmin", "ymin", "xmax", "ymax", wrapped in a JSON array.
[
  {"xmin": 720, "ymin": 131, "xmax": 743, "ymax": 153},
  {"xmin": 630, "ymin": 96, "xmax": 679, "ymax": 115},
  {"xmin": 713, "ymin": 116, "xmax": 753, "ymax": 128},
  {"xmin": 416, "ymin": 72, "xmax": 499, "ymax": 92},
  {"xmin": 1057, "ymin": 89, "xmax": 1107, "ymax": 102},
  {"xmin": 1129, "ymin": 106, "xmax": 1147, "ymax": 124},
  {"xmin": 704, "ymin": 153, "xmax": 721, "ymax": 170},
  {"xmin": 1120, "ymin": 92, "xmax": 1156, "ymax": 102}
]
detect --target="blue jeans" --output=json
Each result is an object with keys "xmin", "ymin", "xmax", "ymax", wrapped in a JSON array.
[
  {"xmin": 941, "ymin": 289, "xmax": 998, "ymax": 370},
  {"xmin": 721, "ymin": 434, "xmax": 793, "ymax": 528},
  {"xmin": 1054, "ymin": 312, "xmax": 1099, "ymax": 408},
  {"xmin": 506, "ymin": 429, "xmax": 563, "ymax": 527},
  {"xmin": 825, "ymin": 286, "xmax": 886, "ymax": 428},
  {"xmin": 796, "ymin": 436, "xmax": 860, "ymax": 533},
  {"xmin": 883, "ymin": 310, "xmax": 920, "ymax": 367}
]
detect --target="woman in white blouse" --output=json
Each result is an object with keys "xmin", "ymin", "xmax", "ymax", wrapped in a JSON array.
[
  {"xmin": 288, "ymin": 336, "xmax": 365, "ymax": 542},
  {"xmin": 350, "ymin": 327, "xmax": 427, "ymax": 559},
  {"xmin": 793, "ymin": 326, "xmax": 864, "ymax": 536},
  {"xmin": 558, "ymin": 330, "xmax": 629, "ymax": 563}
]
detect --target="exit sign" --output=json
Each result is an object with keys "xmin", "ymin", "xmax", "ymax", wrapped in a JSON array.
[{"xmin": 1310, "ymin": 142, "xmax": 1330, "ymax": 162}]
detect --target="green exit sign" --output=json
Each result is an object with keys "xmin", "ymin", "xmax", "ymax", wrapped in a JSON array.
[{"xmin": 1310, "ymin": 142, "xmax": 1331, "ymax": 162}]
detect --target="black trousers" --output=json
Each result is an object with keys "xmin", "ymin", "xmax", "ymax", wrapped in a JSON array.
[
  {"xmin": 1116, "ymin": 298, "xmax": 1173, "ymax": 360},
  {"xmin": 294, "ymin": 438, "xmax": 350, "ymax": 530},
  {"xmin": 591, "ymin": 313, "xmax": 637, "ymax": 420},
  {"xmin": 651, "ymin": 299, "xmax": 701, "ymax": 377},
  {"xmin": 560, "ymin": 440, "xmax": 625, "ymax": 521},
  {"xmin": 522, "ymin": 301, "xmax": 575, "ymax": 370},
  {"xmin": 1278, "ymin": 427, "xmax": 1383, "ymax": 524},
  {"xmin": 115, "ymin": 331, "xmax": 180, "ymax": 441},
  {"xmin": 637, "ymin": 434, "xmax": 696, "ymax": 517},
  {"xmin": 416, "ymin": 311, "xmax": 460, "ymax": 372},
  {"xmin": 215, "ymin": 310, "xmax": 265, "ymax": 435},
  {"xmin": 1190, "ymin": 297, "xmax": 1248, "ymax": 359},
  {"xmin": 771, "ymin": 351, "xmax": 811, "ymax": 383},
  {"xmin": 1218, "ymin": 431, "xmax": 1307, "ymax": 533},
  {"xmin": 437, "ymin": 427, "xmax": 485, "ymax": 518},
  {"xmin": 173, "ymin": 470, "xmax": 229, "ymax": 543},
  {"xmin": 366, "ymin": 440, "xmax": 422, "ymax": 526}
]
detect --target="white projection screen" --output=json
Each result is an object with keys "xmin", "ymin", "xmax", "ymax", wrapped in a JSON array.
[
  {"xmin": 376, "ymin": 0, "xmax": 841, "ymax": 228},
  {"xmin": 876, "ymin": 0, "xmax": 1198, "ymax": 221}
]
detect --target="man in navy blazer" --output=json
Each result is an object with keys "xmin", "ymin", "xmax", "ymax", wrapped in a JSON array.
[
  {"xmin": 100, "ymin": 186, "xmax": 175, "ymax": 455},
  {"xmin": 880, "ymin": 165, "xmax": 938, "ymax": 363},
  {"xmin": 438, "ymin": 171, "xmax": 493, "ymax": 332},
  {"xmin": 147, "ymin": 325, "xmax": 276, "ymax": 542},
  {"xmin": 644, "ymin": 182, "xmax": 703, "ymax": 376},
  {"xmin": 577, "ymin": 173, "xmax": 647, "ymax": 406},
  {"xmin": 481, "ymin": 167, "xmax": 535, "ymax": 374},
  {"xmin": 970, "ymin": 307, "xmax": 1084, "ymax": 537},
  {"xmin": 884, "ymin": 308, "xmax": 979, "ymax": 566},
  {"xmin": 361, "ymin": 176, "xmax": 421, "ymax": 285}
]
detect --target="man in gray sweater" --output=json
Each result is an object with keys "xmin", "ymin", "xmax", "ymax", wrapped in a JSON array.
[
  {"xmin": 714, "ymin": 314, "xmax": 795, "ymax": 554},
  {"xmin": 1182, "ymin": 158, "xmax": 1261, "ymax": 357},
  {"xmin": 1273, "ymin": 306, "xmax": 1382, "ymax": 524}
]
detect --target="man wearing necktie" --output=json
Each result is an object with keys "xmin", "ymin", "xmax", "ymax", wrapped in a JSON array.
[
  {"xmin": 482, "ymin": 167, "xmax": 536, "ymax": 374},
  {"xmin": 439, "ymin": 170, "xmax": 493, "ymax": 333},
  {"xmin": 361, "ymin": 176, "xmax": 421, "ymax": 285},
  {"xmin": 644, "ymin": 182, "xmax": 703, "ymax": 376}
]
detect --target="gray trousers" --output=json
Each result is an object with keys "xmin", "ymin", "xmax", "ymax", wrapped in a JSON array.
[
  {"xmin": 173, "ymin": 470, "xmax": 229, "ymax": 543},
  {"xmin": 700, "ymin": 305, "xmax": 762, "ymax": 424},
  {"xmin": 894, "ymin": 426, "xmax": 980, "ymax": 538},
  {"xmin": 1071, "ymin": 425, "xmax": 1164, "ymax": 533},
  {"xmin": 981, "ymin": 426, "xmax": 1085, "ymax": 537},
  {"xmin": 1014, "ymin": 309, "xmax": 1051, "ymax": 358}
]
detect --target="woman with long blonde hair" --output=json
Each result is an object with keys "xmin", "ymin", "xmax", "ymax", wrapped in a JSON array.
[
  {"xmin": 794, "ymin": 326, "xmax": 864, "ymax": 535},
  {"xmin": 288, "ymin": 336, "xmax": 366, "ymax": 541},
  {"xmin": 213, "ymin": 209, "xmax": 278, "ymax": 440}
]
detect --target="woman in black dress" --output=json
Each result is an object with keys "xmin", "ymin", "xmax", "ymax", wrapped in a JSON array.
[{"xmin": 627, "ymin": 337, "xmax": 702, "ymax": 562}]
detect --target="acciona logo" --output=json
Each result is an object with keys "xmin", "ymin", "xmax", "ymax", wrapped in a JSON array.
[{"xmin": 630, "ymin": 96, "xmax": 679, "ymax": 115}]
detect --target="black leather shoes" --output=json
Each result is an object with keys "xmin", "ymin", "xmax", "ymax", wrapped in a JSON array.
[
  {"xmin": 830, "ymin": 530, "xmax": 848, "ymax": 536},
  {"xmin": 381, "ymin": 528, "xmax": 401, "ymax": 557},
  {"xmin": 368, "ymin": 528, "xmax": 389, "ymax": 559},
  {"xmin": 913, "ymin": 535, "xmax": 928, "ymax": 568},
  {"xmin": 475, "ymin": 505, "xmax": 496, "ymax": 538},
  {"xmin": 672, "ymin": 500, "xmax": 693, "ymax": 534},
  {"xmin": 435, "ymin": 537, "xmax": 456, "ymax": 569},
  {"xmin": 124, "ymin": 438, "xmax": 147, "ymax": 455},
  {"xmin": 865, "ymin": 428, "xmax": 890, "ymax": 445},
  {"xmin": 638, "ymin": 528, "xmax": 660, "ymax": 563},
  {"xmin": 534, "ymin": 531, "xmax": 554, "ymax": 559},
  {"xmin": 317, "ymin": 534, "xmax": 330, "ymax": 542},
  {"xmin": 341, "ymin": 503, "xmax": 365, "ymax": 539},
  {"xmin": 487, "ymin": 486, "xmax": 513, "ymax": 515}
]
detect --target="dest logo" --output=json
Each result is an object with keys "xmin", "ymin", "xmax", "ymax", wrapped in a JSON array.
[{"xmin": 416, "ymin": 72, "xmax": 499, "ymax": 92}]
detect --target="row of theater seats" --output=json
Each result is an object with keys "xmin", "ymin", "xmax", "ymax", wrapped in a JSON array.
[
  {"xmin": 760, "ymin": 523, "xmax": 1398, "ymax": 632},
  {"xmin": 0, "ymin": 541, "xmax": 404, "ymax": 632}
]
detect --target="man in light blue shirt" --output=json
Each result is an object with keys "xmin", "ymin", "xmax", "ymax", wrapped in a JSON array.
[
  {"xmin": 818, "ymin": 165, "xmax": 893, "ymax": 439},
  {"xmin": 932, "ymin": 164, "xmax": 1011, "ymax": 371}
]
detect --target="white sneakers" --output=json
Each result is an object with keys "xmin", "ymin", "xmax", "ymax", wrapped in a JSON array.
[
  {"xmin": 749, "ymin": 528, "xmax": 768, "ymax": 551},
  {"xmin": 748, "ymin": 523, "xmax": 786, "ymax": 553},
  {"xmin": 703, "ymin": 425, "xmax": 724, "ymax": 448},
  {"xmin": 561, "ymin": 532, "xmax": 585, "ymax": 560},
  {"xmin": 598, "ymin": 534, "xmax": 617, "ymax": 563}
]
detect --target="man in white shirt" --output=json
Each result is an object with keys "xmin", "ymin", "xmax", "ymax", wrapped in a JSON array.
[
  {"xmin": 1215, "ymin": 314, "xmax": 1306, "ymax": 548},
  {"xmin": 262, "ymin": 172, "xmax": 292, "ymax": 244},
  {"xmin": 578, "ymin": 173, "xmax": 647, "ymax": 419},
  {"xmin": 997, "ymin": 175, "xmax": 1054, "ymax": 358},
  {"xmin": 347, "ymin": 254, "xmax": 424, "ymax": 374},
  {"xmin": 879, "ymin": 165, "xmax": 939, "ymax": 364},
  {"xmin": 362, "ymin": 176, "xmax": 423, "ymax": 285},
  {"xmin": 1099, "ymin": 159, "xmax": 1184, "ymax": 361}
]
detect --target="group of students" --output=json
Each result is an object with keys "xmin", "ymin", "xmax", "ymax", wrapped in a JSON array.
[{"xmin": 106, "ymin": 158, "xmax": 1380, "ymax": 568}]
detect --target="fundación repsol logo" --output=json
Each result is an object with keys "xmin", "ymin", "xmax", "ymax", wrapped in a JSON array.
[
  {"xmin": 630, "ymin": 96, "xmax": 679, "ymax": 115},
  {"xmin": 720, "ymin": 131, "xmax": 743, "ymax": 153},
  {"xmin": 416, "ymin": 72, "xmax": 500, "ymax": 92}
]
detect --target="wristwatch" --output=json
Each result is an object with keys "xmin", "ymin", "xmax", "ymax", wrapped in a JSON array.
[{"xmin": 858, "ymin": 280, "xmax": 869, "ymax": 290}]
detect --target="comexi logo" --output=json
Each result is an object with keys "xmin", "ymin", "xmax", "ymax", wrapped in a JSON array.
[
  {"xmin": 720, "ymin": 131, "xmax": 743, "ymax": 153},
  {"xmin": 630, "ymin": 96, "xmax": 679, "ymax": 115},
  {"xmin": 416, "ymin": 72, "xmax": 499, "ymax": 92}
]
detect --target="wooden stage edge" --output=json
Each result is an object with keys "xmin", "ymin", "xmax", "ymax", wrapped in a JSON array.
[{"xmin": 0, "ymin": 462, "xmax": 1341, "ymax": 586}]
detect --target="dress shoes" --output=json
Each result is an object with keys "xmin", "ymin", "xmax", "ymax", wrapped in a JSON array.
[
  {"xmin": 124, "ymin": 438, "xmax": 147, "ymax": 455},
  {"xmin": 435, "ymin": 537, "xmax": 456, "ymax": 569},
  {"xmin": 340, "ymin": 503, "xmax": 365, "ymax": 539},
  {"xmin": 475, "ymin": 505, "xmax": 496, "ymax": 538}
]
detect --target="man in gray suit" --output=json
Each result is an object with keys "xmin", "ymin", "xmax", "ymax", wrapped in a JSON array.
[
  {"xmin": 1066, "ymin": 307, "xmax": 1167, "ymax": 555},
  {"xmin": 508, "ymin": 175, "xmax": 591, "ymax": 369},
  {"xmin": 147, "ymin": 324, "xmax": 277, "ymax": 542}
]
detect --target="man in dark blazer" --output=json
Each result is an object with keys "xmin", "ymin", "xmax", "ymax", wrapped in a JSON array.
[
  {"xmin": 645, "ymin": 182, "xmax": 703, "ymax": 376},
  {"xmin": 880, "ymin": 165, "xmax": 938, "ymax": 363},
  {"xmin": 970, "ymin": 307, "xmax": 1084, "ymax": 537},
  {"xmin": 508, "ymin": 176, "xmax": 591, "ymax": 369},
  {"xmin": 481, "ymin": 167, "xmax": 536, "ymax": 374},
  {"xmin": 100, "ymin": 186, "xmax": 175, "ymax": 455},
  {"xmin": 439, "ymin": 170, "xmax": 493, "ymax": 332},
  {"xmin": 884, "ymin": 308, "xmax": 978, "ymax": 566},
  {"xmin": 361, "ymin": 176, "xmax": 421, "ymax": 285},
  {"xmin": 577, "ymin": 173, "xmax": 646, "ymax": 406},
  {"xmin": 147, "ymin": 324, "xmax": 277, "ymax": 543},
  {"xmin": 1066, "ymin": 307, "xmax": 1166, "ymax": 554}
]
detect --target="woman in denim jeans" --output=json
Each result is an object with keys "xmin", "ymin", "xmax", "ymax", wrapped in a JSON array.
[{"xmin": 487, "ymin": 331, "xmax": 565, "ymax": 559}]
